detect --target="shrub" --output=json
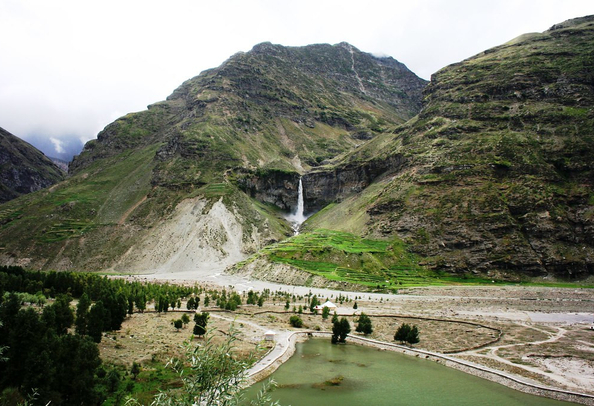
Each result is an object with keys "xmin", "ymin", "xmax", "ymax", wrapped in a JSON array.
[{"xmin": 289, "ymin": 315, "xmax": 303, "ymax": 328}]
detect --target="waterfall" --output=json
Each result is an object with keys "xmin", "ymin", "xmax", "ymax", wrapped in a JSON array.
[
  {"xmin": 295, "ymin": 177, "xmax": 305, "ymax": 222},
  {"xmin": 287, "ymin": 177, "xmax": 307, "ymax": 234}
]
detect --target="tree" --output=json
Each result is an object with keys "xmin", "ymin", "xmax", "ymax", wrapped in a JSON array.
[
  {"xmin": 181, "ymin": 313, "xmax": 190, "ymax": 328},
  {"xmin": 204, "ymin": 295, "xmax": 210, "ymax": 307},
  {"xmin": 87, "ymin": 301, "xmax": 106, "ymax": 343},
  {"xmin": 355, "ymin": 313, "xmax": 373, "ymax": 335},
  {"xmin": 247, "ymin": 290, "xmax": 257, "ymax": 305},
  {"xmin": 128, "ymin": 296, "xmax": 135, "ymax": 315},
  {"xmin": 309, "ymin": 296, "xmax": 319, "ymax": 313},
  {"xmin": 284, "ymin": 300, "xmax": 290, "ymax": 310},
  {"xmin": 331, "ymin": 317, "xmax": 350, "ymax": 344},
  {"xmin": 173, "ymin": 319, "xmax": 183, "ymax": 331},
  {"xmin": 52, "ymin": 334, "xmax": 102, "ymax": 405},
  {"xmin": 41, "ymin": 294, "xmax": 74, "ymax": 336},
  {"xmin": 394, "ymin": 323, "xmax": 414, "ymax": 344},
  {"xmin": 193, "ymin": 312, "xmax": 209, "ymax": 337},
  {"xmin": 353, "ymin": 301, "xmax": 358, "ymax": 310},
  {"xmin": 135, "ymin": 292, "xmax": 146, "ymax": 313},
  {"xmin": 289, "ymin": 315, "xmax": 303, "ymax": 328},
  {"xmin": 321, "ymin": 306, "xmax": 330, "ymax": 320},
  {"xmin": 332, "ymin": 311, "xmax": 338, "ymax": 323},
  {"xmin": 131, "ymin": 362, "xmax": 141, "ymax": 380},
  {"xmin": 257, "ymin": 295, "xmax": 264, "ymax": 307},
  {"xmin": 75, "ymin": 293, "xmax": 91, "ymax": 336},
  {"xmin": 187, "ymin": 296, "xmax": 196, "ymax": 310},
  {"xmin": 406, "ymin": 325, "xmax": 420, "ymax": 345}
]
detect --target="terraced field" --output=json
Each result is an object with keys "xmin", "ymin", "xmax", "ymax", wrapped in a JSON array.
[{"xmin": 245, "ymin": 229, "xmax": 496, "ymax": 291}]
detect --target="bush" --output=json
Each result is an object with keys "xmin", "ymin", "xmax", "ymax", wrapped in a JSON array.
[{"xmin": 289, "ymin": 315, "xmax": 303, "ymax": 328}]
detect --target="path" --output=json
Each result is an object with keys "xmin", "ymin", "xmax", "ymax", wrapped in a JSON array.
[
  {"xmin": 454, "ymin": 324, "xmax": 593, "ymax": 392},
  {"xmin": 118, "ymin": 195, "xmax": 147, "ymax": 225},
  {"xmin": 209, "ymin": 312, "xmax": 300, "ymax": 383}
]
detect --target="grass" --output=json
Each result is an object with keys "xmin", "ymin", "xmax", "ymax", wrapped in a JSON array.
[
  {"xmin": 245, "ymin": 229, "xmax": 501, "ymax": 291},
  {"xmin": 239, "ymin": 228, "xmax": 593, "ymax": 290},
  {"xmin": 101, "ymin": 360, "xmax": 181, "ymax": 405}
]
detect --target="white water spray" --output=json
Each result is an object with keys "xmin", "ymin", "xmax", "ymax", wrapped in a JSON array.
[{"xmin": 286, "ymin": 177, "xmax": 307, "ymax": 234}]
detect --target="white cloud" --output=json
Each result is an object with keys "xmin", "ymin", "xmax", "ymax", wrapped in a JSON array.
[
  {"xmin": 49, "ymin": 137, "xmax": 65, "ymax": 154},
  {"xmin": 0, "ymin": 0, "xmax": 593, "ymax": 159}
]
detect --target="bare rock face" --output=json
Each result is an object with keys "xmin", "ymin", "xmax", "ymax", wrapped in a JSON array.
[{"xmin": 0, "ymin": 127, "xmax": 64, "ymax": 203}]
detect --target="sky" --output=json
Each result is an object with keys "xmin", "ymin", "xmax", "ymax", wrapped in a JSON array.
[{"xmin": 1, "ymin": 0, "xmax": 593, "ymax": 161}]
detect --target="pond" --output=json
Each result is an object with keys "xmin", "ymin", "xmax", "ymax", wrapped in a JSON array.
[{"xmin": 242, "ymin": 338, "xmax": 576, "ymax": 406}]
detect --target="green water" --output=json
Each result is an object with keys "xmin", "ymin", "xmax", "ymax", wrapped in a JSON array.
[{"xmin": 243, "ymin": 338, "xmax": 576, "ymax": 406}]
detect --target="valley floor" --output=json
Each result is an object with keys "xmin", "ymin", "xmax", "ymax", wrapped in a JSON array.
[{"xmin": 104, "ymin": 277, "xmax": 594, "ymax": 404}]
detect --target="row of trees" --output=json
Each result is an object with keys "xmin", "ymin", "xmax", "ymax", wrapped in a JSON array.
[
  {"xmin": 0, "ymin": 292, "xmax": 104, "ymax": 405},
  {"xmin": 0, "ymin": 266, "xmax": 211, "ymax": 405}
]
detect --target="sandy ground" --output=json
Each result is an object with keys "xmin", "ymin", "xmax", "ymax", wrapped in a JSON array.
[{"xmin": 100, "ymin": 284, "xmax": 594, "ymax": 402}]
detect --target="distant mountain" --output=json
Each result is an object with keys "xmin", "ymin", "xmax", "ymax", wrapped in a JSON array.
[
  {"xmin": 303, "ymin": 16, "xmax": 594, "ymax": 279},
  {"xmin": 0, "ymin": 127, "xmax": 65, "ymax": 203},
  {"xmin": 0, "ymin": 42, "xmax": 427, "ymax": 272},
  {"xmin": 49, "ymin": 157, "xmax": 70, "ymax": 172},
  {"xmin": 20, "ymin": 133, "xmax": 84, "ymax": 163}
]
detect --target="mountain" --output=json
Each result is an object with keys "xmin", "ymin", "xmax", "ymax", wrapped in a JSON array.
[
  {"xmin": 0, "ymin": 127, "xmax": 65, "ymax": 203},
  {"xmin": 0, "ymin": 42, "xmax": 426, "ymax": 272},
  {"xmin": 299, "ymin": 16, "xmax": 594, "ymax": 280}
]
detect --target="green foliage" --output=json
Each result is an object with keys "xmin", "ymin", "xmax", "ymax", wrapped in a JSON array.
[
  {"xmin": 247, "ymin": 229, "xmax": 435, "ymax": 290},
  {"xmin": 309, "ymin": 295, "xmax": 319, "ymax": 313},
  {"xmin": 355, "ymin": 313, "xmax": 373, "ymax": 335},
  {"xmin": 331, "ymin": 317, "xmax": 351, "ymax": 344},
  {"xmin": 42, "ymin": 294, "xmax": 74, "ymax": 335},
  {"xmin": 394, "ymin": 323, "xmax": 411, "ymax": 343},
  {"xmin": 181, "ymin": 313, "xmax": 190, "ymax": 327},
  {"xmin": 130, "ymin": 362, "xmax": 141, "ymax": 380},
  {"xmin": 75, "ymin": 292, "xmax": 91, "ymax": 336},
  {"xmin": 289, "ymin": 315, "xmax": 303, "ymax": 328},
  {"xmin": 0, "ymin": 304, "xmax": 103, "ymax": 405},
  {"xmin": 126, "ymin": 329, "xmax": 279, "ymax": 406},
  {"xmin": 332, "ymin": 311, "xmax": 338, "ymax": 323},
  {"xmin": 407, "ymin": 325, "xmax": 420, "ymax": 345},
  {"xmin": 88, "ymin": 301, "xmax": 106, "ymax": 343},
  {"xmin": 173, "ymin": 319, "xmax": 183, "ymax": 331},
  {"xmin": 321, "ymin": 306, "xmax": 330, "ymax": 320},
  {"xmin": 193, "ymin": 312, "xmax": 209, "ymax": 337},
  {"xmin": 394, "ymin": 323, "xmax": 419, "ymax": 345}
]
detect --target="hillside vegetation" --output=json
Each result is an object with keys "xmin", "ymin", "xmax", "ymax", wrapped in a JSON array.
[
  {"xmin": 304, "ymin": 16, "xmax": 594, "ymax": 280},
  {"xmin": 0, "ymin": 42, "xmax": 426, "ymax": 274}
]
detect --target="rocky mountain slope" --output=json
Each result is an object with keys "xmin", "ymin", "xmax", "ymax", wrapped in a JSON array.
[
  {"xmin": 2, "ymin": 15, "xmax": 592, "ymax": 284},
  {"xmin": 0, "ymin": 43, "xmax": 426, "ymax": 273},
  {"xmin": 0, "ymin": 127, "xmax": 64, "ymax": 203},
  {"xmin": 300, "ymin": 16, "xmax": 594, "ymax": 280}
]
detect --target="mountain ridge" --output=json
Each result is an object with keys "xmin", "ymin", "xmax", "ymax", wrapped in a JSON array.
[
  {"xmin": 0, "ymin": 126, "xmax": 65, "ymax": 203},
  {"xmin": 1, "ymin": 16, "xmax": 593, "ymax": 285},
  {"xmin": 301, "ymin": 15, "xmax": 594, "ymax": 280},
  {"xmin": 0, "ymin": 42, "xmax": 426, "ymax": 275}
]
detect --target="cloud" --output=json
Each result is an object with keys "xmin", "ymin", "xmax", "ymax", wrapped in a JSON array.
[{"xmin": 49, "ymin": 137, "xmax": 65, "ymax": 154}]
